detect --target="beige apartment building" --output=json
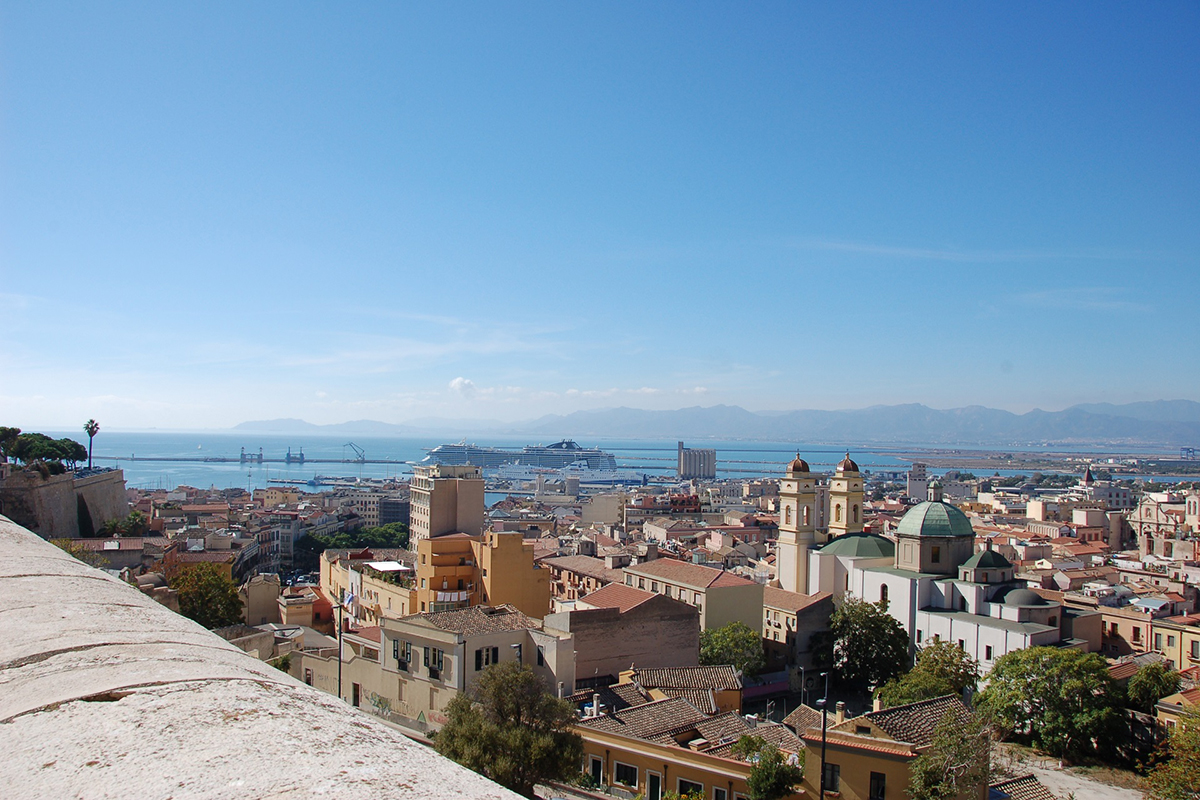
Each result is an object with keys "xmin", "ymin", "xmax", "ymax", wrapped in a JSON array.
[
  {"xmin": 409, "ymin": 464, "xmax": 485, "ymax": 544},
  {"xmin": 622, "ymin": 559, "xmax": 764, "ymax": 633},
  {"xmin": 299, "ymin": 605, "xmax": 574, "ymax": 732}
]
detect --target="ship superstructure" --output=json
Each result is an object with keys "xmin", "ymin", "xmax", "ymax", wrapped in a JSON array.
[{"xmin": 421, "ymin": 439, "xmax": 619, "ymax": 471}]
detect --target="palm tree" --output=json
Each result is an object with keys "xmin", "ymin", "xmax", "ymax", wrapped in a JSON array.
[{"xmin": 83, "ymin": 419, "xmax": 99, "ymax": 470}]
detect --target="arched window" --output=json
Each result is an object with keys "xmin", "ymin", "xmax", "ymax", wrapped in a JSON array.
[
  {"xmin": 880, "ymin": 584, "xmax": 888, "ymax": 605},
  {"xmin": 803, "ymin": 506, "xmax": 810, "ymax": 526},
  {"xmin": 784, "ymin": 506, "xmax": 792, "ymax": 525},
  {"xmin": 852, "ymin": 505, "xmax": 859, "ymax": 524},
  {"xmin": 835, "ymin": 505, "xmax": 842, "ymax": 523}
]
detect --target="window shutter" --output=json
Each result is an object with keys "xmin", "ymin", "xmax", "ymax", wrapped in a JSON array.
[
  {"xmin": 423, "ymin": 646, "xmax": 430, "ymax": 667},
  {"xmin": 492, "ymin": 646, "xmax": 499, "ymax": 664}
]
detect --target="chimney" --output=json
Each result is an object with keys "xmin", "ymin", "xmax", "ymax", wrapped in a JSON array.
[
  {"xmin": 591, "ymin": 692, "xmax": 601, "ymax": 718},
  {"xmin": 746, "ymin": 714, "xmax": 757, "ymax": 729},
  {"xmin": 835, "ymin": 701, "xmax": 846, "ymax": 724},
  {"xmin": 873, "ymin": 696, "xmax": 883, "ymax": 712}
]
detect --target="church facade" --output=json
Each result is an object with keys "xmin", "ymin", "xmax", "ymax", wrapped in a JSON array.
[{"xmin": 776, "ymin": 461, "xmax": 1101, "ymax": 672}]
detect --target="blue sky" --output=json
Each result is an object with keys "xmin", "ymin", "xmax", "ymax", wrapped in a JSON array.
[{"xmin": 2, "ymin": 2, "xmax": 1197, "ymax": 429}]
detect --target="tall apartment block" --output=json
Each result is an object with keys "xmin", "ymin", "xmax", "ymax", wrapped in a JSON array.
[
  {"xmin": 409, "ymin": 464, "xmax": 485, "ymax": 545},
  {"xmin": 677, "ymin": 441, "xmax": 717, "ymax": 480}
]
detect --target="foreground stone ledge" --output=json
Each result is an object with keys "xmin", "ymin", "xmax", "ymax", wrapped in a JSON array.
[{"xmin": 0, "ymin": 515, "xmax": 520, "ymax": 800}]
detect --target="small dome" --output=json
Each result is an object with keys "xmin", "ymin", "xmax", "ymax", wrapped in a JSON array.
[
  {"xmin": 894, "ymin": 501, "xmax": 974, "ymax": 539},
  {"xmin": 1002, "ymin": 588, "xmax": 1048, "ymax": 607},
  {"xmin": 818, "ymin": 532, "xmax": 895, "ymax": 559},
  {"xmin": 787, "ymin": 455, "xmax": 810, "ymax": 473},
  {"xmin": 836, "ymin": 453, "xmax": 859, "ymax": 473},
  {"xmin": 960, "ymin": 548, "xmax": 1012, "ymax": 571}
]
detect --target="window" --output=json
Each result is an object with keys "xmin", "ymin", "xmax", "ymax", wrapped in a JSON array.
[
  {"xmin": 424, "ymin": 646, "xmax": 444, "ymax": 679},
  {"xmin": 1156, "ymin": 633, "xmax": 1164, "ymax": 651},
  {"xmin": 932, "ymin": 546, "xmax": 941, "ymax": 564},
  {"xmin": 614, "ymin": 762, "xmax": 637, "ymax": 787},
  {"xmin": 639, "ymin": 578, "xmax": 646, "ymax": 589},
  {"xmin": 714, "ymin": 789, "xmax": 728, "ymax": 800},
  {"xmin": 474, "ymin": 646, "xmax": 498, "ymax": 669},
  {"xmin": 835, "ymin": 505, "xmax": 842, "ymax": 523},
  {"xmin": 679, "ymin": 779, "xmax": 704, "ymax": 796},
  {"xmin": 880, "ymin": 584, "xmax": 888, "ymax": 605},
  {"xmin": 855, "ymin": 724, "xmax": 871, "ymax": 734},
  {"xmin": 985, "ymin": 645, "xmax": 993, "ymax": 660},
  {"xmin": 852, "ymin": 505, "xmax": 859, "ymax": 524},
  {"xmin": 958, "ymin": 639, "xmax": 965, "ymax": 651},
  {"xmin": 869, "ymin": 771, "xmax": 886, "ymax": 800},
  {"xmin": 823, "ymin": 763, "xmax": 840, "ymax": 793},
  {"xmin": 1169, "ymin": 635, "xmax": 1177, "ymax": 648},
  {"xmin": 694, "ymin": 592, "xmax": 701, "ymax": 604},
  {"xmin": 537, "ymin": 646, "xmax": 545, "ymax": 666},
  {"xmin": 1190, "ymin": 641, "xmax": 1198, "ymax": 659},
  {"xmin": 1134, "ymin": 627, "xmax": 1142, "ymax": 642},
  {"xmin": 304, "ymin": 668, "xmax": 312, "ymax": 685},
  {"xmin": 916, "ymin": 629, "xmax": 923, "ymax": 643},
  {"xmin": 652, "ymin": 581, "xmax": 659, "ymax": 592}
]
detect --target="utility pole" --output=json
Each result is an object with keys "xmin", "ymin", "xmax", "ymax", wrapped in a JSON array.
[{"xmin": 816, "ymin": 671, "xmax": 830, "ymax": 799}]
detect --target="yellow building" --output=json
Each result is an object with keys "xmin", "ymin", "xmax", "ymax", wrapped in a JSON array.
[
  {"xmin": 1150, "ymin": 614, "xmax": 1200, "ymax": 671},
  {"xmin": 797, "ymin": 695, "xmax": 983, "ymax": 800},
  {"xmin": 575, "ymin": 696, "xmax": 802, "ymax": 800},
  {"xmin": 415, "ymin": 531, "xmax": 551, "ymax": 619}
]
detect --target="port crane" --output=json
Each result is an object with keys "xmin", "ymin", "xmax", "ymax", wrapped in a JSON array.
[{"xmin": 343, "ymin": 442, "xmax": 366, "ymax": 463}]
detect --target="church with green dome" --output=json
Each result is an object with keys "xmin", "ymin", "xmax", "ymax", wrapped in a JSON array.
[{"xmin": 799, "ymin": 483, "xmax": 1100, "ymax": 671}]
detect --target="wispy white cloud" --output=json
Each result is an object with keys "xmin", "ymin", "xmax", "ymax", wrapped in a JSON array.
[
  {"xmin": 1016, "ymin": 287, "xmax": 1153, "ymax": 313},
  {"xmin": 795, "ymin": 238, "xmax": 1156, "ymax": 263}
]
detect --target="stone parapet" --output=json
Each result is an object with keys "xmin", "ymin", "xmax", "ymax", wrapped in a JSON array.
[{"xmin": 0, "ymin": 514, "xmax": 519, "ymax": 799}]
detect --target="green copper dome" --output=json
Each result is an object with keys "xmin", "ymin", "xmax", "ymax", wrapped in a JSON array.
[
  {"xmin": 894, "ymin": 501, "xmax": 974, "ymax": 539},
  {"xmin": 818, "ymin": 532, "xmax": 895, "ymax": 559},
  {"xmin": 960, "ymin": 548, "xmax": 1012, "ymax": 570}
]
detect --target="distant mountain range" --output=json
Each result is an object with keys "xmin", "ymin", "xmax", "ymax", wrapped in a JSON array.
[{"xmin": 234, "ymin": 400, "xmax": 1200, "ymax": 447}]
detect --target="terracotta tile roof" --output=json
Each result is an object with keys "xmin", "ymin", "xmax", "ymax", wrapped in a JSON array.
[
  {"xmin": 851, "ymin": 694, "xmax": 971, "ymax": 747},
  {"xmin": 704, "ymin": 721, "xmax": 802, "ymax": 759},
  {"xmin": 349, "ymin": 626, "xmax": 382, "ymax": 644},
  {"xmin": 576, "ymin": 697, "xmax": 709, "ymax": 739},
  {"xmin": 409, "ymin": 604, "xmax": 541, "ymax": 636},
  {"xmin": 565, "ymin": 683, "xmax": 651, "ymax": 713},
  {"xmin": 989, "ymin": 774, "xmax": 1059, "ymax": 800},
  {"xmin": 578, "ymin": 583, "xmax": 657, "ymax": 612},
  {"xmin": 176, "ymin": 551, "xmax": 236, "ymax": 564},
  {"xmin": 657, "ymin": 688, "xmax": 717, "ymax": 714},
  {"xmin": 543, "ymin": 555, "xmax": 623, "ymax": 583},
  {"xmin": 1108, "ymin": 661, "xmax": 1140, "ymax": 682},
  {"xmin": 763, "ymin": 587, "xmax": 831, "ymax": 613},
  {"xmin": 782, "ymin": 704, "xmax": 832, "ymax": 734},
  {"xmin": 626, "ymin": 559, "xmax": 755, "ymax": 590},
  {"xmin": 630, "ymin": 665, "xmax": 742, "ymax": 691}
]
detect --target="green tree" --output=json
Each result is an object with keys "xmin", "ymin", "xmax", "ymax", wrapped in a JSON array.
[
  {"xmin": 292, "ymin": 523, "xmax": 410, "ymax": 572},
  {"xmin": 83, "ymin": 419, "xmax": 99, "ymax": 469},
  {"xmin": 908, "ymin": 710, "xmax": 992, "ymax": 800},
  {"xmin": 50, "ymin": 538, "xmax": 110, "ymax": 569},
  {"xmin": 1128, "ymin": 662, "xmax": 1181, "ymax": 713},
  {"xmin": 730, "ymin": 735, "xmax": 804, "ymax": 800},
  {"xmin": 830, "ymin": 597, "xmax": 910, "ymax": 691},
  {"xmin": 975, "ymin": 646, "xmax": 1121, "ymax": 761},
  {"xmin": 700, "ymin": 621, "xmax": 766, "ymax": 677},
  {"xmin": 435, "ymin": 661, "xmax": 583, "ymax": 797},
  {"xmin": 876, "ymin": 640, "xmax": 979, "ymax": 708},
  {"xmin": 0, "ymin": 426, "xmax": 20, "ymax": 460},
  {"xmin": 170, "ymin": 563, "xmax": 244, "ymax": 629},
  {"xmin": 100, "ymin": 510, "xmax": 149, "ymax": 537},
  {"xmin": 10, "ymin": 432, "xmax": 87, "ymax": 469},
  {"xmin": 876, "ymin": 668, "xmax": 956, "ymax": 709},
  {"xmin": 1146, "ymin": 707, "xmax": 1200, "ymax": 800}
]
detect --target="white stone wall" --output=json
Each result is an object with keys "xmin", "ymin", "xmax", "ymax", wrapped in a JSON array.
[{"xmin": 0, "ymin": 514, "xmax": 520, "ymax": 800}]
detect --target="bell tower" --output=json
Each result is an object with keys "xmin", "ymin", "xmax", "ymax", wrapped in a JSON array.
[
  {"xmin": 828, "ymin": 453, "xmax": 864, "ymax": 540},
  {"xmin": 776, "ymin": 455, "xmax": 817, "ymax": 593}
]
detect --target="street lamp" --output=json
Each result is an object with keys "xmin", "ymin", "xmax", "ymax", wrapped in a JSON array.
[{"xmin": 816, "ymin": 672, "xmax": 829, "ymax": 799}]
